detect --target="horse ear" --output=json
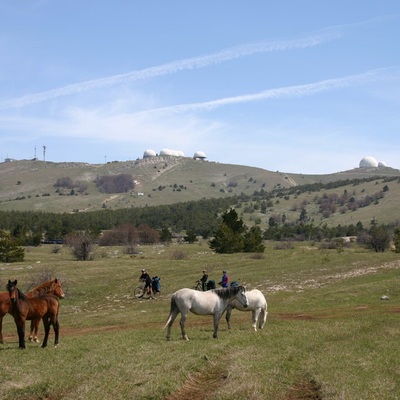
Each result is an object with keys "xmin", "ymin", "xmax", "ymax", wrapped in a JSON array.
[
  {"xmin": 54, "ymin": 278, "xmax": 58, "ymax": 283},
  {"xmin": 13, "ymin": 280, "xmax": 18, "ymax": 285}
]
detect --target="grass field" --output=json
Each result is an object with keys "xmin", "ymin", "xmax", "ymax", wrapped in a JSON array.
[{"xmin": 1, "ymin": 242, "xmax": 399, "ymax": 399}]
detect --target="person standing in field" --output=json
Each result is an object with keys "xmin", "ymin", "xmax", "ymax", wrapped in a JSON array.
[
  {"xmin": 138, "ymin": 268, "xmax": 153, "ymax": 299},
  {"xmin": 200, "ymin": 270, "xmax": 208, "ymax": 291},
  {"xmin": 218, "ymin": 270, "xmax": 229, "ymax": 288}
]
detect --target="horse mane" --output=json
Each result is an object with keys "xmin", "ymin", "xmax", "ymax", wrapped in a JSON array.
[
  {"xmin": 214, "ymin": 286, "xmax": 243, "ymax": 299},
  {"xmin": 28, "ymin": 278, "xmax": 57, "ymax": 296},
  {"xmin": 17, "ymin": 288, "xmax": 27, "ymax": 301}
]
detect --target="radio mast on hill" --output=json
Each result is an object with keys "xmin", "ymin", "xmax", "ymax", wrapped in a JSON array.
[{"xmin": 43, "ymin": 145, "xmax": 46, "ymax": 161}]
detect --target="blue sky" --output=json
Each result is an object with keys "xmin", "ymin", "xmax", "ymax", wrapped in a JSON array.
[{"xmin": 1, "ymin": 1, "xmax": 399, "ymax": 174}]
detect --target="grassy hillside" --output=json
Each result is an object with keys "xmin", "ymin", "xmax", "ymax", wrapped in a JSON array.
[
  {"xmin": 1, "ymin": 158, "xmax": 399, "ymax": 215},
  {"xmin": 1, "ymin": 242, "xmax": 399, "ymax": 399},
  {"xmin": 240, "ymin": 175, "xmax": 400, "ymax": 229}
]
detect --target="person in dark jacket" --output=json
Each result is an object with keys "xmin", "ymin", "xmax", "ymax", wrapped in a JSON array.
[
  {"xmin": 200, "ymin": 270, "xmax": 208, "ymax": 291},
  {"xmin": 139, "ymin": 268, "xmax": 153, "ymax": 298}
]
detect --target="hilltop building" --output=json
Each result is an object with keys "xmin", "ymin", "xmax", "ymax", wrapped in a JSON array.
[
  {"xmin": 142, "ymin": 148, "xmax": 207, "ymax": 160},
  {"xmin": 359, "ymin": 156, "xmax": 388, "ymax": 169},
  {"xmin": 193, "ymin": 151, "xmax": 206, "ymax": 160}
]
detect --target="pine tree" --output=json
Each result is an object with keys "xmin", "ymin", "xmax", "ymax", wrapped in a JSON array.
[
  {"xmin": 209, "ymin": 209, "xmax": 264, "ymax": 254},
  {"xmin": 243, "ymin": 226, "xmax": 265, "ymax": 253},
  {"xmin": 0, "ymin": 230, "xmax": 25, "ymax": 262}
]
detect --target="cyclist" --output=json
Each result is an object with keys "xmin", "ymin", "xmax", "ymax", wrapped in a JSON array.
[
  {"xmin": 138, "ymin": 268, "xmax": 153, "ymax": 299},
  {"xmin": 200, "ymin": 270, "xmax": 208, "ymax": 291}
]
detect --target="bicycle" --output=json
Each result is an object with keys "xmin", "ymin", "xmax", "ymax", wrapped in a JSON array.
[
  {"xmin": 192, "ymin": 280, "xmax": 203, "ymax": 291},
  {"xmin": 134, "ymin": 282, "xmax": 161, "ymax": 299}
]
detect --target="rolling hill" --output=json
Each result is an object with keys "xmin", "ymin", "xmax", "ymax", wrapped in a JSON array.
[{"xmin": 0, "ymin": 157, "xmax": 399, "ymax": 227}]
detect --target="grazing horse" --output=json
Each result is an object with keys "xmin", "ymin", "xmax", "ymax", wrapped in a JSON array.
[
  {"xmin": 6, "ymin": 280, "xmax": 61, "ymax": 349},
  {"xmin": 0, "ymin": 278, "xmax": 64, "ymax": 344},
  {"xmin": 225, "ymin": 289, "xmax": 268, "ymax": 331},
  {"xmin": 164, "ymin": 286, "xmax": 248, "ymax": 340}
]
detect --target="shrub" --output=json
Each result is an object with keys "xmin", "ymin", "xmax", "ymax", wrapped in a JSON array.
[
  {"xmin": 171, "ymin": 250, "xmax": 186, "ymax": 260},
  {"xmin": 0, "ymin": 230, "xmax": 25, "ymax": 262}
]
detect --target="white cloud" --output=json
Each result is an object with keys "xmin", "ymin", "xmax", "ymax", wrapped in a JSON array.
[{"xmin": 0, "ymin": 30, "xmax": 342, "ymax": 109}]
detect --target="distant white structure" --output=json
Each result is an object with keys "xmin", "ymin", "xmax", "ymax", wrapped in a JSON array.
[
  {"xmin": 359, "ymin": 156, "xmax": 378, "ymax": 168},
  {"xmin": 193, "ymin": 151, "xmax": 206, "ymax": 160},
  {"xmin": 159, "ymin": 148, "xmax": 185, "ymax": 157},
  {"xmin": 143, "ymin": 149, "xmax": 157, "ymax": 158},
  {"xmin": 142, "ymin": 148, "xmax": 206, "ymax": 160},
  {"xmin": 359, "ymin": 156, "xmax": 389, "ymax": 169}
]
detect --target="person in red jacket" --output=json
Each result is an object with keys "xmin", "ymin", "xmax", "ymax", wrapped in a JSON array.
[{"xmin": 218, "ymin": 270, "xmax": 229, "ymax": 288}]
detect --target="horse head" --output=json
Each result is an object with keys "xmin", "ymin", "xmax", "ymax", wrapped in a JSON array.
[
  {"xmin": 6, "ymin": 279, "xmax": 19, "ymax": 303},
  {"xmin": 236, "ymin": 286, "xmax": 249, "ymax": 308},
  {"xmin": 53, "ymin": 278, "xmax": 65, "ymax": 299}
]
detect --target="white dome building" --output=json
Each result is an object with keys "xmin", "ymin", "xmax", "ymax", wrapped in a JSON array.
[
  {"xmin": 160, "ymin": 148, "xmax": 173, "ymax": 156},
  {"xmin": 193, "ymin": 151, "xmax": 206, "ymax": 160},
  {"xmin": 143, "ymin": 149, "xmax": 157, "ymax": 158},
  {"xmin": 378, "ymin": 161, "xmax": 387, "ymax": 167},
  {"xmin": 159, "ymin": 148, "xmax": 184, "ymax": 157},
  {"xmin": 359, "ymin": 156, "xmax": 378, "ymax": 168}
]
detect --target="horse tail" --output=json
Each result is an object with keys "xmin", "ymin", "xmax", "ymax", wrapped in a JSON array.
[{"xmin": 163, "ymin": 295, "xmax": 179, "ymax": 330}]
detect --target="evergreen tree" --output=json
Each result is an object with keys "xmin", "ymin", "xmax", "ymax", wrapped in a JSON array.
[
  {"xmin": 393, "ymin": 227, "xmax": 400, "ymax": 253},
  {"xmin": 366, "ymin": 224, "xmax": 392, "ymax": 252},
  {"xmin": 209, "ymin": 223, "xmax": 244, "ymax": 254},
  {"xmin": 243, "ymin": 226, "xmax": 265, "ymax": 253},
  {"xmin": 209, "ymin": 208, "xmax": 264, "ymax": 254},
  {"xmin": 184, "ymin": 230, "xmax": 197, "ymax": 244},
  {"xmin": 0, "ymin": 230, "xmax": 25, "ymax": 262}
]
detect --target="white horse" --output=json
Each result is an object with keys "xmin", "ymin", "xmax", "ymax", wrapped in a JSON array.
[
  {"xmin": 164, "ymin": 286, "xmax": 248, "ymax": 340},
  {"xmin": 225, "ymin": 289, "xmax": 268, "ymax": 331}
]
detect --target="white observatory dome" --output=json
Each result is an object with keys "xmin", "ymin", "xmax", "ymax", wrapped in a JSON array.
[
  {"xmin": 378, "ymin": 161, "xmax": 387, "ymax": 167},
  {"xmin": 193, "ymin": 151, "xmax": 206, "ymax": 159},
  {"xmin": 160, "ymin": 148, "xmax": 184, "ymax": 157},
  {"xmin": 143, "ymin": 149, "xmax": 157, "ymax": 158},
  {"xmin": 160, "ymin": 148, "xmax": 173, "ymax": 156},
  {"xmin": 359, "ymin": 156, "xmax": 378, "ymax": 168}
]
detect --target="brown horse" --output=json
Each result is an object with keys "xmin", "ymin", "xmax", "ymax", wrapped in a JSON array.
[
  {"xmin": 6, "ymin": 279, "xmax": 61, "ymax": 349},
  {"xmin": 0, "ymin": 278, "xmax": 65, "ymax": 344}
]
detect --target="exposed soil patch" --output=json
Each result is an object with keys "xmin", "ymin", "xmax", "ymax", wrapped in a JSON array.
[
  {"xmin": 164, "ymin": 361, "xmax": 228, "ymax": 400},
  {"xmin": 286, "ymin": 375, "xmax": 323, "ymax": 400}
]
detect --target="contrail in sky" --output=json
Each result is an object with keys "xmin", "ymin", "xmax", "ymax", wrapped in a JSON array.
[
  {"xmin": 133, "ymin": 68, "xmax": 399, "ymax": 116},
  {"xmin": 0, "ymin": 31, "xmax": 341, "ymax": 109}
]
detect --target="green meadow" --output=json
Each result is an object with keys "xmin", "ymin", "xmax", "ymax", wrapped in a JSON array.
[{"xmin": 1, "ymin": 242, "xmax": 399, "ymax": 399}]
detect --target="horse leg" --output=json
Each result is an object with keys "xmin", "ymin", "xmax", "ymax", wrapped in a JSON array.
[
  {"xmin": 259, "ymin": 307, "xmax": 268, "ymax": 329},
  {"xmin": 29, "ymin": 319, "xmax": 40, "ymax": 343},
  {"xmin": 0, "ymin": 315, "xmax": 4, "ymax": 344},
  {"xmin": 179, "ymin": 312, "xmax": 189, "ymax": 341},
  {"xmin": 252, "ymin": 309, "xmax": 261, "ymax": 331},
  {"xmin": 15, "ymin": 318, "xmax": 26, "ymax": 349},
  {"xmin": 225, "ymin": 306, "xmax": 232, "ymax": 330},
  {"xmin": 213, "ymin": 312, "xmax": 223, "ymax": 339},
  {"xmin": 52, "ymin": 317, "xmax": 59, "ymax": 348},
  {"xmin": 41, "ymin": 316, "xmax": 51, "ymax": 348}
]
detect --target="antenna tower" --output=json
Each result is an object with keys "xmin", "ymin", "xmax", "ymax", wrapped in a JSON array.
[{"xmin": 43, "ymin": 145, "xmax": 46, "ymax": 161}]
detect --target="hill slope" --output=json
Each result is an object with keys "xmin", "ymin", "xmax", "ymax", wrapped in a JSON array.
[{"xmin": 0, "ymin": 158, "xmax": 399, "ymax": 225}]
